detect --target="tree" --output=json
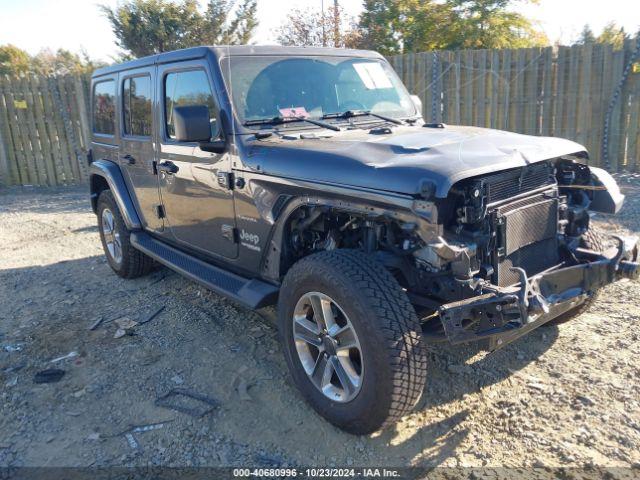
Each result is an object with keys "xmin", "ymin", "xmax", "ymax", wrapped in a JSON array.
[
  {"xmin": 596, "ymin": 22, "xmax": 629, "ymax": 50},
  {"xmin": 31, "ymin": 48, "xmax": 106, "ymax": 76},
  {"xmin": 0, "ymin": 44, "xmax": 31, "ymax": 75},
  {"xmin": 356, "ymin": 0, "xmax": 547, "ymax": 54},
  {"xmin": 275, "ymin": 4, "xmax": 359, "ymax": 48},
  {"xmin": 578, "ymin": 25, "xmax": 596, "ymax": 45},
  {"xmin": 100, "ymin": 0, "xmax": 258, "ymax": 59},
  {"xmin": 446, "ymin": 0, "xmax": 548, "ymax": 49}
]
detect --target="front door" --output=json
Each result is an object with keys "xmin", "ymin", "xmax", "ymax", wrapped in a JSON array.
[
  {"xmin": 156, "ymin": 63, "xmax": 238, "ymax": 259},
  {"xmin": 119, "ymin": 68, "xmax": 163, "ymax": 231}
]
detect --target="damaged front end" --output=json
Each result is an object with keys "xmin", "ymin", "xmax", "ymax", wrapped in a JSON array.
[
  {"xmin": 438, "ymin": 235, "xmax": 639, "ymax": 349},
  {"xmin": 409, "ymin": 156, "xmax": 639, "ymax": 349}
]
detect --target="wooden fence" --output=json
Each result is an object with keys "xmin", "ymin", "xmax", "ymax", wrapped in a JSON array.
[
  {"xmin": 0, "ymin": 74, "xmax": 91, "ymax": 187},
  {"xmin": 0, "ymin": 40, "xmax": 639, "ymax": 187},
  {"xmin": 390, "ymin": 39, "xmax": 640, "ymax": 172}
]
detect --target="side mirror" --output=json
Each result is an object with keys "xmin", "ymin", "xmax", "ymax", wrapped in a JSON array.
[
  {"xmin": 410, "ymin": 95, "xmax": 423, "ymax": 116},
  {"xmin": 173, "ymin": 105, "xmax": 212, "ymax": 142}
]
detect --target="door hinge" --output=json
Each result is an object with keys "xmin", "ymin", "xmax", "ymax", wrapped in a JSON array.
[
  {"xmin": 155, "ymin": 205, "xmax": 166, "ymax": 219},
  {"xmin": 217, "ymin": 171, "xmax": 234, "ymax": 190},
  {"xmin": 221, "ymin": 224, "xmax": 238, "ymax": 243}
]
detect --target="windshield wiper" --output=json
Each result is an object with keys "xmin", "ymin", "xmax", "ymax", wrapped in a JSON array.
[
  {"xmin": 321, "ymin": 110, "xmax": 404, "ymax": 125},
  {"xmin": 244, "ymin": 116, "xmax": 341, "ymax": 132}
]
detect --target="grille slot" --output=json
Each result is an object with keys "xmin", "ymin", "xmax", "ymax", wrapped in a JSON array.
[{"xmin": 484, "ymin": 163, "xmax": 555, "ymax": 204}]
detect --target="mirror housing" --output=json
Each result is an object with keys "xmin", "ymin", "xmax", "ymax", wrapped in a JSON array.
[
  {"xmin": 173, "ymin": 105, "xmax": 213, "ymax": 142},
  {"xmin": 199, "ymin": 140, "xmax": 227, "ymax": 154}
]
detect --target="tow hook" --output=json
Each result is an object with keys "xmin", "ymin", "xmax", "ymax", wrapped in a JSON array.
[{"xmin": 613, "ymin": 235, "xmax": 640, "ymax": 280}]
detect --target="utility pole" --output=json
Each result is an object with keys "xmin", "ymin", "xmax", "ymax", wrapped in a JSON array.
[{"xmin": 334, "ymin": 0, "xmax": 341, "ymax": 47}]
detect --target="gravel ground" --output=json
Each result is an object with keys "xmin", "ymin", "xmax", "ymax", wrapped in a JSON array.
[{"xmin": 0, "ymin": 178, "xmax": 639, "ymax": 470}]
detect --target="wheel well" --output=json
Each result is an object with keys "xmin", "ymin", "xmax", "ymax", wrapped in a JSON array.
[
  {"xmin": 90, "ymin": 175, "xmax": 110, "ymax": 213},
  {"xmin": 277, "ymin": 204, "xmax": 422, "ymax": 287}
]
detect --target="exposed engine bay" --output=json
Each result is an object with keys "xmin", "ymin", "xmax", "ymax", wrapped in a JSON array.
[{"xmin": 281, "ymin": 156, "xmax": 637, "ymax": 346}]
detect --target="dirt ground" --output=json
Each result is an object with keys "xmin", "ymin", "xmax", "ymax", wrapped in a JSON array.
[{"xmin": 1, "ymin": 178, "xmax": 640, "ymax": 470}]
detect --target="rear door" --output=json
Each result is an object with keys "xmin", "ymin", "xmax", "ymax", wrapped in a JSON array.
[
  {"xmin": 156, "ymin": 61, "xmax": 238, "ymax": 259},
  {"xmin": 119, "ymin": 67, "xmax": 163, "ymax": 232}
]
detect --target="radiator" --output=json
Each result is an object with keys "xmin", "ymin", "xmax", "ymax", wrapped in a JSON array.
[{"xmin": 494, "ymin": 193, "xmax": 559, "ymax": 287}]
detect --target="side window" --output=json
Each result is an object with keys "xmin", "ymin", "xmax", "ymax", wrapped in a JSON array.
[
  {"xmin": 123, "ymin": 75, "xmax": 152, "ymax": 137},
  {"xmin": 164, "ymin": 70, "xmax": 218, "ymax": 141},
  {"xmin": 93, "ymin": 80, "xmax": 115, "ymax": 135}
]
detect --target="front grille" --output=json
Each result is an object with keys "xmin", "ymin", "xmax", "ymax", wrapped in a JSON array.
[
  {"xmin": 484, "ymin": 162, "xmax": 556, "ymax": 204},
  {"xmin": 494, "ymin": 192, "xmax": 559, "ymax": 286}
]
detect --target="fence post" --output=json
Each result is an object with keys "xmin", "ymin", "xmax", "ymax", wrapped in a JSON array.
[{"xmin": 0, "ymin": 118, "xmax": 9, "ymax": 187}]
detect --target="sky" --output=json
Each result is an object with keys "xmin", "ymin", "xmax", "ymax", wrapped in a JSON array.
[{"xmin": 0, "ymin": 0, "xmax": 638, "ymax": 61}]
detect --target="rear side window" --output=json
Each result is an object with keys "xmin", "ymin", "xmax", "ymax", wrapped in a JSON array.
[
  {"xmin": 123, "ymin": 76, "xmax": 152, "ymax": 137},
  {"xmin": 93, "ymin": 80, "xmax": 115, "ymax": 135},
  {"xmin": 164, "ymin": 70, "xmax": 218, "ymax": 140}
]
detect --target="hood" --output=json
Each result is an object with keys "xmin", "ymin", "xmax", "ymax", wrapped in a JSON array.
[{"xmin": 243, "ymin": 125, "xmax": 586, "ymax": 198}]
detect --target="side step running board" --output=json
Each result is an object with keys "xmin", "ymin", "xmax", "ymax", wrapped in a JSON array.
[{"xmin": 130, "ymin": 232, "xmax": 278, "ymax": 309}]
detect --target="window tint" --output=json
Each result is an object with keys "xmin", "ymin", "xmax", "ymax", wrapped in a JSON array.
[
  {"xmin": 123, "ymin": 76, "xmax": 152, "ymax": 137},
  {"xmin": 93, "ymin": 80, "xmax": 115, "ymax": 135},
  {"xmin": 164, "ymin": 70, "xmax": 218, "ymax": 140}
]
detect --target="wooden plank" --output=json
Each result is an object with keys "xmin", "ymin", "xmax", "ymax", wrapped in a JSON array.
[
  {"xmin": 509, "ymin": 49, "xmax": 525, "ymax": 132},
  {"xmin": 58, "ymin": 76, "xmax": 83, "ymax": 180},
  {"xmin": 416, "ymin": 52, "xmax": 427, "ymax": 119},
  {"xmin": 540, "ymin": 47, "xmax": 555, "ymax": 137},
  {"xmin": 54, "ymin": 76, "xmax": 82, "ymax": 182},
  {"xmin": 607, "ymin": 44, "xmax": 627, "ymax": 171},
  {"xmin": 489, "ymin": 50, "xmax": 500, "ymax": 129},
  {"xmin": 27, "ymin": 75, "xmax": 59, "ymax": 185},
  {"xmin": 44, "ymin": 77, "xmax": 75, "ymax": 184},
  {"xmin": 18, "ymin": 76, "xmax": 49, "ymax": 185},
  {"xmin": 0, "ymin": 108, "xmax": 10, "ymax": 186},
  {"xmin": 3, "ymin": 76, "xmax": 35, "ymax": 184},
  {"xmin": 0, "ymin": 77, "xmax": 21, "ymax": 185},
  {"xmin": 523, "ymin": 48, "xmax": 539, "ymax": 135},
  {"xmin": 588, "ymin": 44, "xmax": 606, "ymax": 167},
  {"xmin": 35, "ymin": 76, "xmax": 66, "ymax": 185},
  {"xmin": 556, "ymin": 47, "xmax": 570, "ymax": 141},
  {"xmin": 462, "ymin": 50, "xmax": 474, "ymax": 125},
  {"xmin": 476, "ymin": 50, "xmax": 487, "ymax": 127},
  {"xmin": 454, "ymin": 50, "xmax": 462, "ymax": 124}
]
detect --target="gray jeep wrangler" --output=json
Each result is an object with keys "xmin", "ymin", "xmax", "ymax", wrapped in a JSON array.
[{"xmin": 89, "ymin": 46, "xmax": 638, "ymax": 434}]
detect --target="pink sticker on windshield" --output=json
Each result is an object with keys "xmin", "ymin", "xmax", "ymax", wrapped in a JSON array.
[{"xmin": 279, "ymin": 107, "xmax": 309, "ymax": 118}]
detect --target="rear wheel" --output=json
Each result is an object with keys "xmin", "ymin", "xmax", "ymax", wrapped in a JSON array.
[
  {"xmin": 543, "ymin": 228, "xmax": 604, "ymax": 326},
  {"xmin": 97, "ymin": 190, "xmax": 154, "ymax": 279},
  {"xmin": 278, "ymin": 250, "xmax": 427, "ymax": 435}
]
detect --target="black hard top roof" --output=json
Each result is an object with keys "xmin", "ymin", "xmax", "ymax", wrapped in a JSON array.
[{"xmin": 92, "ymin": 45, "xmax": 384, "ymax": 78}]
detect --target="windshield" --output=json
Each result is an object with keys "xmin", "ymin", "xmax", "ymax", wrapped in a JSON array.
[{"xmin": 221, "ymin": 55, "xmax": 417, "ymax": 126}]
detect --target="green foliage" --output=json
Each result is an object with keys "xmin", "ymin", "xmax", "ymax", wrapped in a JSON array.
[
  {"xmin": 0, "ymin": 44, "xmax": 105, "ymax": 77},
  {"xmin": 275, "ymin": 5, "xmax": 359, "ymax": 48},
  {"xmin": 0, "ymin": 44, "xmax": 31, "ymax": 75},
  {"xmin": 357, "ymin": 0, "xmax": 548, "ymax": 54},
  {"xmin": 100, "ymin": 0, "xmax": 259, "ymax": 59},
  {"xmin": 31, "ymin": 48, "xmax": 106, "ymax": 76},
  {"xmin": 578, "ymin": 25, "xmax": 596, "ymax": 45},
  {"xmin": 596, "ymin": 22, "xmax": 629, "ymax": 50}
]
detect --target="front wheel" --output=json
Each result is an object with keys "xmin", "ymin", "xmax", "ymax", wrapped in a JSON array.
[{"xmin": 278, "ymin": 250, "xmax": 427, "ymax": 435}]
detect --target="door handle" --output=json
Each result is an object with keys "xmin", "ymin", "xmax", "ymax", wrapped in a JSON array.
[
  {"xmin": 158, "ymin": 161, "xmax": 179, "ymax": 174},
  {"xmin": 122, "ymin": 154, "xmax": 136, "ymax": 165}
]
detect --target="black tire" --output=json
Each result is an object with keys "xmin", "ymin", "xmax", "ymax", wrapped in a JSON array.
[
  {"xmin": 278, "ymin": 250, "xmax": 427, "ymax": 435},
  {"xmin": 96, "ymin": 190, "xmax": 154, "ymax": 279},
  {"xmin": 543, "ymin": 228, "xmax": 604, "ymax": 326}
]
